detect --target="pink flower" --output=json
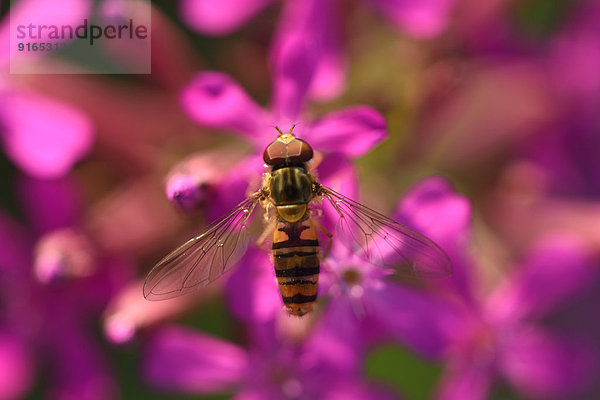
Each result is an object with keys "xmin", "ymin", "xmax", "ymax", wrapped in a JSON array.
[
  {"xmin": 180, "ymin": 0, "xmax": 456, "ymax": 100},
  {"xmin": 0, "ymin": 0, "xmax": 94, "ymax": 179},
  {"xmin": 143, "ymin": 321, "xmax": 396, "ymax": 399},
  {"xmin": 0, "ymin": 89, "xmax": 94, "ymax": 179},
  {"xmin": 433, "ymin": 232, "xmax": 598, "ymax": 399},
  {"xmin": 0, "ymin": 176, "xmax": 127, "ymax": 400},
  {"xmin": 172, "ymin": 36, "xmax": 386, "ymax": 218}
]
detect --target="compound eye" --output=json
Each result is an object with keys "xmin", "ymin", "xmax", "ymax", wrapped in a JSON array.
[
  {"xmin": 287, "ymin": 139, "xmax": 313, "ymax": 163},
  {"xmin": 263, "ymin": 140, "xmax": 287, "ymax": 165}
]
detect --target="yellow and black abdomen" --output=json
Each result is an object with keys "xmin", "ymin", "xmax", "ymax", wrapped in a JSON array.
[{"xmin": 272, "ymin": 218, "xmax": 319, "ymax": 316}]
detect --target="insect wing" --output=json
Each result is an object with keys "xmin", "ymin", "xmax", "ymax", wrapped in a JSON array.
[
  {"xmin": 144, "ymin": 195, "xmax": 261, "ymax": 300},
  {"xmin": 320, "ymin": 186, "xmax": 452, "ymax": 279}
]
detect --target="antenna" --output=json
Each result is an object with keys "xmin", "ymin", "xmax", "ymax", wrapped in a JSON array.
[{"xmin": 275, "ymin": 126, "xmax": 284, "ymax": 135}]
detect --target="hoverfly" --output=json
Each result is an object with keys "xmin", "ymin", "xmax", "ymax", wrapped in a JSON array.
[{"xmin": 144, "ymin": 126, "xmax": 452, "ymax": 316}]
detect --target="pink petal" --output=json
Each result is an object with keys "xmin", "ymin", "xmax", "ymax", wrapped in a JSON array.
[
  {"xmin": 143, "ymin": 325, "xmax": 248, "ymax": 394},
  {"xmin": 273, "ymin": 0, "xmax": 346, "ymax": 101},
  {"xmin": 0, "ymin": 0, "xmax": 92, "ymax": 67},
  {"xmin": 204, "ymin": 154, "xmax": 265, "ymax": 222},
  {"xmin": 180, "ymin": 0, "xmax": 273, "ymax": 36},
  {"xmin": 367, "ymin": 0, "xmax": 455, "ymax": 38},
  {"xmin": 225, "ymin": 248, "xmax": 282, "ymax": 322},
  {"xmin": 103, "ymin": 279, "xmax": 219, "ymax": 344},
  {"xmin": 487, "ymin": 234, "xmax": 595, "ymax": 322},
  {"xmin": 500, "ymin": 325, "xmax": 597, "ymax": 399},
  {"xmin": 0, "ymin": 333, "xmax": 33, "ymax": 400},
  {"xmin": 0, "ymin": 211, "xmax": 31, "ymax": 272},
  {"xmin": 0, "ymin": 90, "xmax": 93, "ymax": 178},
  {"xmin": 304, "ymin": 106, "xmax": 387, "ymax": 158},
  {"xmin": 435, "ymin": 363, "xmax": 492, "ymax": 400},
  {"xmin": 549, "ymin": 2, "xmax": 600, "ymax": 104},
  {"xmin": 17, "ymin": 175, "xmax": 81, "ymax": 234},
  {"xmin": 86, "ymin": 178, "xmax": 183, "ymax": 256},
  {"xmin": 365, "ymin": 284, "xmax": 455, "ymax": 358},
  {"xmin": 395, "ymin": 176, "xmax": 475, "ymax": 304},
  {"xmin": 181, "ymin": 72, "xmax": 266, "ymax": 143},
  {"xmin": 271, "ymin": 33, "xmax": 319, "ymax": 122},
  {"xmin": 396, "ymin": 177, "xmax": 471, "ymax": 245},
  {"xmin": 304, "ymin": 297, "xmax": 363, "ymax": 372},
  {"xmin": 46, "ymin": 318, "xmax": 119, "ymax": 400},
  {"xmin": 165, "ymin": 149, "xmax": 246, "ymax": 212},
  {"xmin": 34, "ymin": 228, "xmax": 96, "ymax": 284}
]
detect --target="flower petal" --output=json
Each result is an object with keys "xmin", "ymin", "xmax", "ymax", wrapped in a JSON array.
[
  {"xmin": 549, "ymin": 1, "xmax": 600, "ymax": 105},
  {"xmin": 435, "ymin": 363, "xmax": 492, "ymax": 400},
  {"xmin": 180, "ymin": 0, "xmax": 273, "ymax": 36},
  {"xmin": 225, "ymin": 248, "xmax": 282, "ymax": 322},
  {"xmin": 395, "ymin": 177, "xmax": 471, "ymax": 246},
  {"xmin": 273, "ymin": 0, "xmax": 346, "ymax": 101},
  {"xmin": 17, "ymin": 175, "xmax": 81, "ymax": 234},
  {"xmin": 0, "ymin": 0, "xmax": 92, "ymax": 67},
  {"xmin": 43, "ymin": 307, "xmax": 118, "ymax": 400},
  {"xmin": 143, "ymin": 325, "xmax": 248, "ymax": 394},
  {"xmin": 205, "ymin": 154, "xmax": 265, "ymax": 222},
  {"xmin": 165, "ymin": 149, "xmax": 248, "ymax": 213},
  {"xmin": 103, "ymin": 278, "xmax": 219, "ymax": 344},
  {"xmin": 304, "ymin": 106, "xmax": 387, "ymax": 158},
  {"xmin": 365, "ymin": 283, "xmax": 456, "ymax": 358},
  {"xmin": 271, "ymin": 33, "xmax": 319, "ymax": 123},
  {"xmin": 181, "ymin": 72, "xmax": 265, "ymax": 142},
  {"xmin": 304, "ymin": 296, "xmax": 363, "ymax": 373},
  {"xmin": 0, "ymin": 90, "xmax": 93, "ymax": 178},
  {"xmin": 0, "ymin": 332, "xmax": 34, "ymax": 400},
  {"xmin": 394, "ymin": 176, "xmax": 475, "ymax": 304},
  {"xmin": 86, "ymin": 177, "xmax": 183, "ymax": 256},
  {"xmin": 0, "ymin": 211, "xmax": 31, "ymax": 272},
  {"xmin": 367, "ymin": 0, "xmax": 455, "ymax": 38},
  {"xmin": 500, "ymin": 325, "xmax": 597, "ymax": 399},
  {"xmin": 487, "ymin": 234, "xmax": 596, "ymax": 322}
]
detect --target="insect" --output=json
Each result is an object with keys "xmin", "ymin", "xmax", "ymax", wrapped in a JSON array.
[{"xmin": 144, "ymin": 126, "xmax": 452, "ymax": 316}]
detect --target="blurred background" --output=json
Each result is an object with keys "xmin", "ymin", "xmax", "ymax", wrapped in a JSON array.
[{"xmin": 1, "ymin": 0, "xmax": 599, "ymax": 399}]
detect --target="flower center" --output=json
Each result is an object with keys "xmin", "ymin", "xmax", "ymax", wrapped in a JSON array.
[
  {"xmin": 203, "ymin": 81, "xmax": 225, "ymax": 97},
  {"xmin": 342, "ymin": 268, "xmax": 361, "ymax": 285}
]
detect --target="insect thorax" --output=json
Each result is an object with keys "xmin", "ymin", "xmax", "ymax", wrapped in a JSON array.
[{"xmin": 269, "ymin": 165, "xmax": 313, "ymax": 223}]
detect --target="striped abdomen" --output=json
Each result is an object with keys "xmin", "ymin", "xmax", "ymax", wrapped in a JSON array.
[{"xmin": 273, "ymin": 217, "xmax": 319, "ymax": 316}]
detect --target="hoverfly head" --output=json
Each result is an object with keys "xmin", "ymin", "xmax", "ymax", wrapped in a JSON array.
[{"xmin": 263, "ymin": 125, "xmax": 313, "ymax": 167}]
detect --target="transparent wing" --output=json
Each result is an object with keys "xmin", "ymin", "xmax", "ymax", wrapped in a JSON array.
[
  {"xmin": 144, "ymin": 193, "xmax": 261, "ymax": 300},
  {"xmin": 319, "ymin": 185, "xmax": 452, "ymax": 278}
]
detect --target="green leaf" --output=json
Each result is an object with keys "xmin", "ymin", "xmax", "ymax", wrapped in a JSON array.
[{"xmin": 365, "ymin": 344, "xmax": 443, "ymax": 400}]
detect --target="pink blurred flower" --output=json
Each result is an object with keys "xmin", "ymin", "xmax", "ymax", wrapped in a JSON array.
[
  {"xmin": 311, "ymin": 176, "xmax": 464, "ymax": 358},
  {"xmin": 0, "ymin": 333, "xmax": 33, "ymax": 400},
  {"xmin": 130, "ymin": 39, "xmax": 387, "ymax": 333},
  {"xmin": 103, "ymin": 277, "xmax": 221, "ymax": 344},
  {"xmin": 143, "ymin": 321, "xmax": 395, "ymax": 399},
  {"xmin": 0, "ymin": 0, "xmax": 94, "ymax": 178},
  {"xmin": 0, "ymin": 176, "xmax": 127, "ymax": 400},
  {"xmin": 0, "ymin": 89, "xmax": 94, "ymax": 179},
  {"xmin": 181, "ymin": 0, "xmax": 454, "ymax": 39},
  {"xmin": 433, "ymin": 231, "xmax": 598, "ymax": 399},
  {"xmin": 180, "ymin": 0, "xmax": 456, "ymax": 100},
  {"xmin": 174, "ymin": 36, "xmax": 386, "ymax": 217}
]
